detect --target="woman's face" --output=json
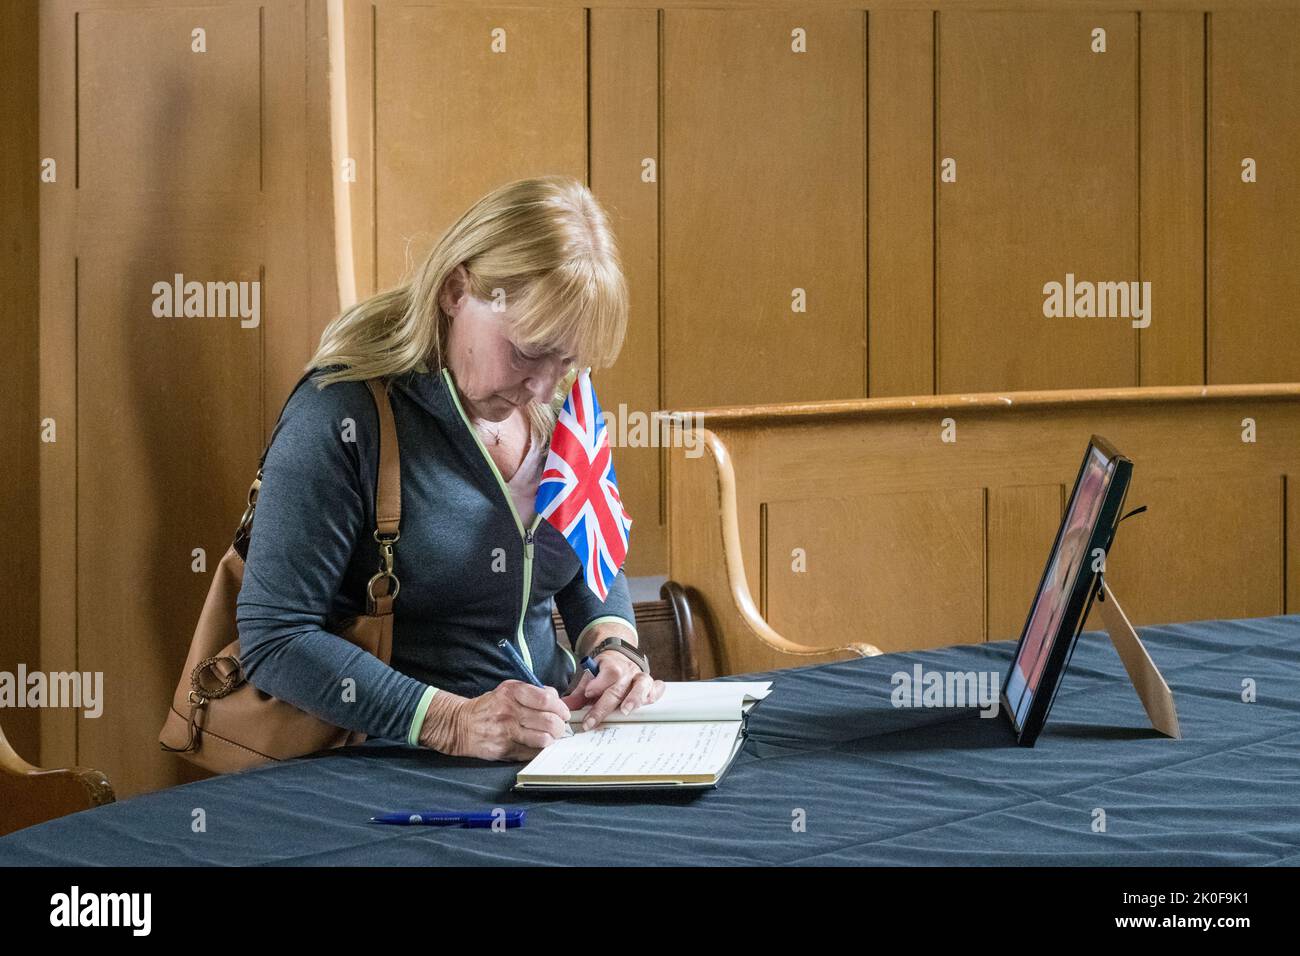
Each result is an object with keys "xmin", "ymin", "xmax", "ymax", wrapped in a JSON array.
[{"xmin": 440, "ymin": 264, "xmax": 575, "ymax": 422}]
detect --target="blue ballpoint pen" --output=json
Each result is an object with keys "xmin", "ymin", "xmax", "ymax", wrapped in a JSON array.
[
  {"xmin": 496, "ymin": 638, "xmax": 575, "ymax": 737},
  {"xmin": 369, "ymin": 810, "xmax": 526, "ymax": 827}
]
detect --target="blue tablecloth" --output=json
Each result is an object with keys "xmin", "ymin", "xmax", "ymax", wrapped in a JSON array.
[{"xmin": 3, "ymin": 615, "xmax": 1298, "ymax": 866}]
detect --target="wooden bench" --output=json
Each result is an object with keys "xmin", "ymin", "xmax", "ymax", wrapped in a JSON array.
[{"xmin": 663, "ymin": 384, "xmax": 1300, "ymax": 678}]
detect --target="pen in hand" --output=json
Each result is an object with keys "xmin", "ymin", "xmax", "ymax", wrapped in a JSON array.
[{"xmin": 496, "ymin": 638, "xmax": 574, "ymax": 738}]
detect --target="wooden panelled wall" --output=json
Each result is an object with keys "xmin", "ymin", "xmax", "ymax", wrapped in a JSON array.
[
  {"xmin": 2, "ymin": 2, "xmax": 42, "ymax": 775},
  {"xmin": 37, "ymin": 0, "xmax": 339, "ymax": 796},
  {"xmin": 328, "ymin": 0, "xmax": 1300, "ymax": 578},
  {"xmin": 30, "ymin": 0, "xmax": 1300, "ymax": 798}
]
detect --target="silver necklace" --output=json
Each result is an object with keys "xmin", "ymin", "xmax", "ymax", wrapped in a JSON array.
[{"xmin": 474, "ymin": 419, "xmax": 502, "ymax": 445}]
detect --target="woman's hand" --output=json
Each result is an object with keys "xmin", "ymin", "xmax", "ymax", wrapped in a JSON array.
[
  {"xmin": 419, "ymin": 680, "xmax": 572, "ymax": 761},
  {"xmin": 560, "ymin": 652, "xmax": 666, "ymax": 731}
]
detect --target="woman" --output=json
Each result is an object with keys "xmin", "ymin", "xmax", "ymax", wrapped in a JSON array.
[{"xmin": 235, "ymin": 175, "xmax": 665, "ymax": 762}]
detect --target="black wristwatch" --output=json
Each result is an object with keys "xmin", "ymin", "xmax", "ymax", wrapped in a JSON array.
[{"xmin": 588, "ymin": 636, "xmax": 650, "ymax": 675}]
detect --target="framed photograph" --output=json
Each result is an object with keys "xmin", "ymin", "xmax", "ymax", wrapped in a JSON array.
[{"xmin": 1002, "ymin": 436, "xmax": 1134, "ymax": 746}]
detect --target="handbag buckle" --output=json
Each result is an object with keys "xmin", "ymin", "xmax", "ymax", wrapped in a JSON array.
[
  {"xmin": 191, "ymin": 655, "xmax": 244, "ymax": 701},
  {"xmin": 367, "ymin": 570, "xmax": 401, "ymax": 605},
  {"xmin": 368, "ymin": 529, "xmax": 401, "ymax": 609},
  {"xmin": 236, "ymin": 473, "xmax": 263, "ymax": 535},
  {"xmin": 373, "ymin": 529, "xmax": 399, "ymax": 570}
]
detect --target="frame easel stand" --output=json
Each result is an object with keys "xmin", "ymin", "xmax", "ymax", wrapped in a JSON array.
[{"xmin": 1095, "ymin": 579, "xmax": 1181, "ymax": 739}]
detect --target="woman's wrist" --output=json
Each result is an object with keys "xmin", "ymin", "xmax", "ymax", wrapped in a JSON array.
[
  {"xmin": 574, "ymin": 618, "xmax": 638, "ymax": 659},
  {"xmin": 418, "ymin": 688, "xmax": 470, "ymax": 753}
]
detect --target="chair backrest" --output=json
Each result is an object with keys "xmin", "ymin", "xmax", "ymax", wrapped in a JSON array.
[
  {"xmin": 551, "ymin": 580, "xmax": 702, "ymax": 682},
  {"xmin": 0, "ymin": 718, "xmax": 115, "ymax": 838},
  {"xmin": 665, "ymin": 384, "xmax": 1300, "ymax": 676}
]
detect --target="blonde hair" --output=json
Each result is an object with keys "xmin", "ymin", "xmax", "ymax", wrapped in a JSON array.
[{"xmin": 307, "ymin": 174, "xmax": 630, "ymax": 439}]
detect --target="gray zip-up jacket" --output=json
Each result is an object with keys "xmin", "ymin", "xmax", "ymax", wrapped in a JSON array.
[{"xmin": 234, "ymin": 362, "xmax": 637, "ymax": 749}]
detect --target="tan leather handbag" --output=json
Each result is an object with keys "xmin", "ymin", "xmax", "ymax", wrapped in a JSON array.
[{"xmin": 159, "ymin": 376, "xmax": 403, "ymax": 773}]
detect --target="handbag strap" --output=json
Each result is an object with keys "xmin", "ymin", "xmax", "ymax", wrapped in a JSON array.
[
  {"xmin": 364, "ymin": 379, "xmax": 402, "ymax": 536},
  {"xmin": 363, "ymin": 379, "xmax": 402, "ymax": 616},
  {"xmin": 236, "ymin": 372, "xmax": 403, "ymax": 615}
]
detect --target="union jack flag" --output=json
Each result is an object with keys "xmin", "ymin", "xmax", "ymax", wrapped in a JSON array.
[{"xmin": 536, "ymin": 369, "xmax": 632, "ymax": 601}]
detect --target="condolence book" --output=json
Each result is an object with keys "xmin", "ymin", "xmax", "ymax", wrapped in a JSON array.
[{"xmin": 513, "ymin": 681, "xmax": 773, "ymax": 791}]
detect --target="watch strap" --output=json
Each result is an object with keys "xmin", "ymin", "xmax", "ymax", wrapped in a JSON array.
[{"xmin": 591, "ymin": 636, "xmax": 650, "ymax": 675}]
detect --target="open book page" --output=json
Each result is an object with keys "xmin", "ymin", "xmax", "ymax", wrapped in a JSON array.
[
  {"xmin": 568, "ymin": 680, "xmax": 773, "ymax": 725},
  {"xmin": 517, "ymin": 720, "xmax": 743, "ymax": 782}
]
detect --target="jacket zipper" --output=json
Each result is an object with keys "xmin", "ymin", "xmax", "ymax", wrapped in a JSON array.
[{"xmin": 442, "ymin": 368, "xmax": 562, "ymax": 676}]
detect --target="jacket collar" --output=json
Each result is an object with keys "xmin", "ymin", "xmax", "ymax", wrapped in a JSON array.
[
  {"xmin": 389, "ymin": 361, "xmax": 508, "ymax": 476},
  {"xmin": 390, "ymin": 359, "xmax": 456, "ymax": 424}
]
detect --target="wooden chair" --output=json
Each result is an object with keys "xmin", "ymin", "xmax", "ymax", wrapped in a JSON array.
[
  {"xmin": 0, "ymin": 719, "xmax": 115, "ymax": 838},
  {"xmin": 552, "ymin": 580, "xmax": 708, "ymax": 681}
]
